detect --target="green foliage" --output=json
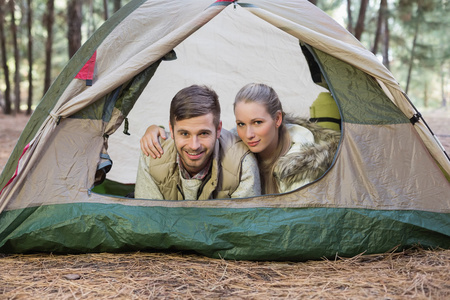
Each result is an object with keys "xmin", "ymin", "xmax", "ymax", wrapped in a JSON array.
[
  {"xmin": 316, "ymin": 0, "xmax": 449, "ymax": 108},
  {"xmin": 315, "ymin": 0, "xmax": 344, "ymax": 14},
  {"xmin": 0, "ymin": 0, "xmax": 132, "ymax": 108},
  {"xmin": 389, "ymin": 0, "xmax": 449, "ymax": 108}
]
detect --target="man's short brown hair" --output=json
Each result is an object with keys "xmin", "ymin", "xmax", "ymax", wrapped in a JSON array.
[{"xmin": 170, "ymin": 85, "xmax": 221, "ymax": 128}]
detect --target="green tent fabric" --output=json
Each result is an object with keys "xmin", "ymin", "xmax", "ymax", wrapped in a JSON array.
[{"xmin": 0, "ymin": 0, "xmax": 449, "ymax": 261}]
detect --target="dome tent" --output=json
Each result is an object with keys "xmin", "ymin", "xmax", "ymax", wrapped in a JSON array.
[{"xmin": 0, "ymin": 0, "xmax": 449, "ymax": 260}]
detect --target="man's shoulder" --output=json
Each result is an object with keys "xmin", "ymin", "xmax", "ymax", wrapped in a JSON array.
[
  {"xmin": 215, "ymin": 130, "xmax": 260, "ymax": 197},
  {"xmin": 218, "ymin": 128, "xmax": 255, "ymax": 175},
  {"xmin": 147, "ymin": 137, "xmax": 177, "ymax": 167},
  {"xmin": 218, "ymin": 129, "xmax": 246, "ymax": 151}
]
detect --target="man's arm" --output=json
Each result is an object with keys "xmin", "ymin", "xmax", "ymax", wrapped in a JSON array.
[
  {"xmin": 135, "ymin": 152, "xmax": 164, "ymax": 199},
  {"xmin": 230, "ymin": 153, "xmax": 261, "ymax": 198}
]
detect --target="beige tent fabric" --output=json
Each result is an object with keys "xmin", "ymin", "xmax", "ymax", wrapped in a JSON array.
[
  {"xmin": 5, "ymin": 120, "xmax": 449, "ymax": 213},
  {"xmin": 2, "ymin": 119, "xmax": 104, "ymax": 211},
  {"xmin": 245, "ymin": 1, "xmax": 399, "ymax": 89},
  {"xmin": 1, "ymin": 0, "xmax": 449, "ymax": 213},
  {"xmin": 379, "ymin": 85, "xmax": 450, "ymax": 176},
  {"xmin": 0, "ymin": 117, "xmax": 57, "ymax": 212}
]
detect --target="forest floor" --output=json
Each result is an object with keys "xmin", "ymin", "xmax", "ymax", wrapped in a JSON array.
[{"xmin": 0, "ymin": 108, "xmax": 449, "ymax": 299}]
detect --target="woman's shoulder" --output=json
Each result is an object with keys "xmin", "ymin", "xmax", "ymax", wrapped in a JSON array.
[
  {"xmin": 285, "ymin": 122, "xmax": 315, "ymax": 155},
  {"xmin": 276, "ymin": 117, "xmax": 341, "ymax": 193}
]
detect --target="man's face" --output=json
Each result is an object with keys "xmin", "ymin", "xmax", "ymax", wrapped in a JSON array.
[{"xmin": 169, "ymin": 113, "xmax": 222, "ymax": 177}]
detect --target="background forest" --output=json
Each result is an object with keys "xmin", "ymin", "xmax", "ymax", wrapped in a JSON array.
[{"xmin": 0, "ymin": 0, "xmax": 449, "ymax": 115}]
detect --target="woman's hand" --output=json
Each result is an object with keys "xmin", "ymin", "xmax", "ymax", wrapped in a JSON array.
[{"xmin": 140, "ymin": 125, "xmax": 167, "ymax": 158}]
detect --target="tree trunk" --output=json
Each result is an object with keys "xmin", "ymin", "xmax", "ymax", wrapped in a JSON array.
[
  {"xmin": 423, "ymin": 80, "xmax": 428, "ymax": 108},
  {"xmin": 405, "ymin": 8, "xmax": 421, "ymax": 94},
  {"xmin": 103, "ymin": 0, "xmax": 109, "ymax": 20},
  {"xmin": 382, "ymin": 3, "xmax": 390, "ymax": 70},
  {"xmin": 354, "ymin": 0, "xmax": 369, "ymax": 40},
  {"xmin": 87, "ymin": 0, "xmax": 94, "ymax": 37},
  {"xmin": 0, "ymin": 0, "xmax": 12, "ymax": 114},
  {"xmin": 114, "ymin": 0, "xmax": 121, "ymax": 13},
  {"xmin": 372, "ymin": 0, "xmax": 383, "ymax": 54},
  {"xmin": 43, "ymin": 0, "xmax": 54, "ymax": 95},
  {"xmin": 10, "ymin": 0, "xmax": 20, "ymax": 114},
  {"xmin": 441, "ymin": 64, "xmax": 448, "ymax": 108},
  {"xmin": 27, "ymin": 0, "xmax": 33, "ymax": 115},
  {"xmin": 67, "ymin": 0, "xmax": 82, "ymax": 58},
  {"xmin": 346, "ymin": 0, "xmax": 353, "ymax": 34},
  {"xmin": 372, "ymin": 0, "xmax": 390, "ymax": 69}
]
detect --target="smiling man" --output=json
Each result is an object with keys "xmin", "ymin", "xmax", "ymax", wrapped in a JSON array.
[{"xmin": 135, "ymin": 85, "xmax": 261, "ymax": 200}]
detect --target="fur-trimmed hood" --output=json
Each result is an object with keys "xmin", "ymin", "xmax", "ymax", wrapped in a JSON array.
[{"xmin": 274, "ymin": 116, "xmax": 341, "ymax": 192}]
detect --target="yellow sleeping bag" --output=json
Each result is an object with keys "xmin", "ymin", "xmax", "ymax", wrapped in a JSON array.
[{"xmin": 309, "ymin": 92, "xmax": 341, "ymax": 131}]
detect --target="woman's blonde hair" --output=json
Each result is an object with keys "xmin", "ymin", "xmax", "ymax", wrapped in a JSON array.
[{"xmin": 234, "ymin": 83, "xmax": 291, "ymax": 194}]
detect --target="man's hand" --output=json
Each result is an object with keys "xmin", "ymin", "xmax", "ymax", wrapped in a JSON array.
[{"xmin": 140, "ymin": 125, "xmax": 167, "ymax": 158}]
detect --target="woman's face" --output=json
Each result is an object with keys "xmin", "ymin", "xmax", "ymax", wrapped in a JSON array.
[{"xmin": 234, "ymin": 101, "xmax": 282, "ymax": 159}]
